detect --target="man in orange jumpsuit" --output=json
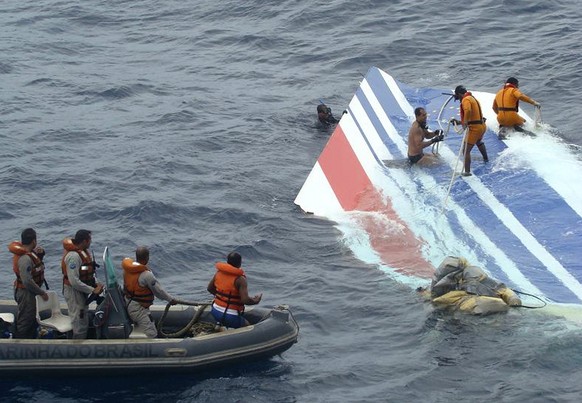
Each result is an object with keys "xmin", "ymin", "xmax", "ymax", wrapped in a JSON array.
[
  {"xmin": 452, "ymin": 85, "xmax": 489, "ymax": 177},
  {"xmin": 492, "ymin": 77, "xmax": 540, "ymax": 139}
]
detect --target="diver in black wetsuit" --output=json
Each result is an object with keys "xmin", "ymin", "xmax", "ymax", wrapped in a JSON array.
[{"xmin": 317, "ymin": 103, "xmax": 347, "ymax": 127}]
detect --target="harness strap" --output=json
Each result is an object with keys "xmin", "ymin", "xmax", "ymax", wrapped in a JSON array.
[
  {"xmin": 498, "ymin": 87, "xmax": 520, "ymax": 113},
  {"xmin": 123, "ymin": 289, "xmax": 154, "ymax": 306},
  {"xmin": 217, "ymin": 291, "xmax": 244, "ymax": 326},
  {"xmin": 215, "ymin": 290, "xmax": 243, "ymax": 308},
  {"xmin": 219, "ymin": 292, "xmax": 233, "ymax": 325},
  {"xmin": 465, "ymin": 94, "xmax": 485, "ymax": 126}
]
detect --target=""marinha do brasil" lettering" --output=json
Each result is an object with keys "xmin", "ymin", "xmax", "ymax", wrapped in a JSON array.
[{"xmin": 0, "ymin": 343, "xmax": 157, "ymax": 360}]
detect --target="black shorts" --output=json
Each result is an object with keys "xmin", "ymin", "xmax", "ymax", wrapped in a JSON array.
[{"xmin": 408, "ymin": 153, "xmax": 423, "ymax": 165}]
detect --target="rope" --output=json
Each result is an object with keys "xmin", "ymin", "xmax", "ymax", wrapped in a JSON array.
[
  {"xmin": 512, "ymin": 289, "xmax": 547, "ymax": 309},
  {"xmin": 157, "ymin": 299, "xmax": 213, "ymax": 338},
  {"xmin": 190, "ymin": 321, "xmax": 218, "ymax": 335},
  {"xmin": 441, "ymin": 122, "xmax": 468, "ymax": 214},
  {"xmin": 435, "ymin": 94, "xmax": 467, "ymax": 213},
  {"xmin": 534, "ymin": 105, "xmax": 543, "ymax": 128}
]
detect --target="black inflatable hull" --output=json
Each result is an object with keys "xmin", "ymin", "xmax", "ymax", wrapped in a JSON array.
[{"xmin": 0, "ymin": 302, "xmax": 299, "ymax": 376}]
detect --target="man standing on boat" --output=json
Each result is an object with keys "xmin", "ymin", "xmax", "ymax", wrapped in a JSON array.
[
  {"xmin": 8, "ymin": 228, "xmax": 49, "ymax": 339},
  {"xmin": 407, "ymin": 107, "xmax": 444, "ymax": 165},
  {"xmin": 451, "ymin": 85, "xmax": 489, "ymax": 176},
  {"xmin": 492, "ymin": 77, "xmax": 540, "ymax": 139},
  {"xmin": 207, "ymin": 252, "xmax": 262, "ymax": 328},
  {"xmin": 61, "ymin": 229, "xmax": 104, "ymax": 339},
  {"xmin": 122, "ymin": 246, "xmax": 177, "ymax": 338}
]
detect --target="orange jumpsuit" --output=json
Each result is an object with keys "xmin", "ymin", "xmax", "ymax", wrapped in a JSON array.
[
  {"xmin": 460, "ymin": 92, "xmax": 486, "ymax": 145},
  {"xmin": 492, "ymin": 83, "xmax": 536, "ymax": 127}
]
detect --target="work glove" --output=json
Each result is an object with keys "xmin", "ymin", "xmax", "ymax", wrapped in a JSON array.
[{"xmin": 432, "ymin": 133, "xmax": 445, "ymax": 143}]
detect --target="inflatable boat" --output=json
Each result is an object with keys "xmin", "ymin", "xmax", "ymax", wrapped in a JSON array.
[
  {"xmin": 0, "ymin": 248, "xmax": 299, "ymax": 376},
  {"xmin": 0, "ymin": 301, "xmax": 298, "ymax": 376}
]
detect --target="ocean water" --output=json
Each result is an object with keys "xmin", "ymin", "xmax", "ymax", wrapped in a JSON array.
[{"xmin": 1, "ymin": 0, "xmax": 581, "ymax": 402}]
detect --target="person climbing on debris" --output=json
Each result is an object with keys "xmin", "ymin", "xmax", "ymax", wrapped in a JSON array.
[
  {"xmin": 450, "ymin": 85, "xmax": 489, "ymax": 176},
  {"xmin": 492, "ymin": 77, "xmax": 541, "ymax": 139},
  {"xmin": 407, "ymin": 106, "xmax": 444, "ymax": 165}
]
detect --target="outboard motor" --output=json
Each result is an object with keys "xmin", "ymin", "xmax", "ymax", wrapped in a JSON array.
[{"xmin": 94, "ymin": 284, "xmax": 132, "ymax": 339}]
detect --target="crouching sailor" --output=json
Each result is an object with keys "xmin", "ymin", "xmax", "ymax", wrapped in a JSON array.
[
  {"xmin": 426, "ymin": 256, "xmax": 521, "ymax": 315},
  {"xmin": 492, "ymin": 77, "xmax": 540, "ymax": 138},
  {"xmin": 207, "ymin": 252, "xmax": 262, "ymax": 328},
  {"xmin": 122, "ymin": 246, "xmax": 177, "ymax": 338}
]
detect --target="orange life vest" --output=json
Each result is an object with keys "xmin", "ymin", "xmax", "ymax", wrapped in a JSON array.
[
  {"xmin": 213, "ymin": 262, "xmax": 246, "ymax": 313},
  {"xmin": 8, "ymin": 241, "xmax": 45, "ymax": 289},
  {"xmin": 493, "ymin": 83, "xmax": 534, "ymax": 126},
  {"xmin": 460, "ymin": 92, "xmax": 485, "ymax": 125},
  {"xmin": 61, "ymin": 238, "xmax": 96, "ymax": 287},
  {"xmin": 122, "ymin": 258, "xmax": 155, "ymax": 308},
  {"xmin": 494, "ymin": 83, "xmax": 520, "ymax": 112}
]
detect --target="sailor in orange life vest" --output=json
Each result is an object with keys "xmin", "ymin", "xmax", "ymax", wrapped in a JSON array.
[
  {"xmin": 8, "ymin": 228, "xmax": 49, "ymax": 339},
  {"xmin": 492, "ymin": 77, "xmax": 540, "ymax": 138},
  {"xmin": 450, "ymin": 85, "xmax": 489, "ymax": 177},
  {"xmin": 122, "ymin": 246, "xmax": 177, "ymax": 338},
  {"xmin": 407, "ymin": 106, "xmax": 444, "ymax": 165},
  {"xmin": 207, "ymin": 252, "xmax": 262, "ymax": 328},
  {"xmin": 61, "ymin": 229, "xmax": 104, "ymax": 339}
]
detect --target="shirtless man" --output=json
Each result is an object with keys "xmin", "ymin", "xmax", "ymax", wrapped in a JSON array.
[{"xmin": 407, "ymin": 107, "xmax": 444, "ymax": 165}]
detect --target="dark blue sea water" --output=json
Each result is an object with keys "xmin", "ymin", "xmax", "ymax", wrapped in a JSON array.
[{"xmin": 1, "ymin": 0, "xmax": 581, "ymax": 401}]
